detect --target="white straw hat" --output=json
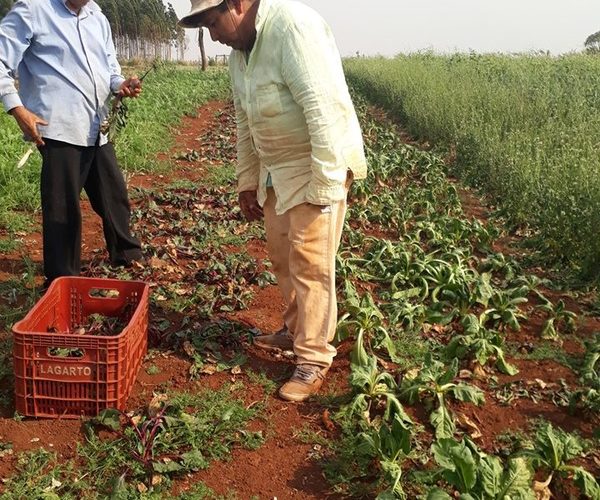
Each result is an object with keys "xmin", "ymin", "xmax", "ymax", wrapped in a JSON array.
[{"xmin": 178, "ymin": 0, "xmax": 225, "ymax": 28}]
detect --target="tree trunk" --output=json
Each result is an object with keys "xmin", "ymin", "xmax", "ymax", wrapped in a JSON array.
[{"xmin": 199, "ymin": 28, "xmax": 207, "ymax": 71}]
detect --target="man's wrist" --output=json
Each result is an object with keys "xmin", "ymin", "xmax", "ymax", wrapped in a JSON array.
[{"xmin": 110, "ymin": 76, "xmax": 126, "ymax": 94}]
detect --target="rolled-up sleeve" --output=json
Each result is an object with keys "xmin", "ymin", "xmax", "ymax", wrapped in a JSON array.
[
  {"xmin": 0, "ymin": 1, "xmax": 32, "ymax": 112},
  {"xmin": 281, "ymin": 18, "xmax": 349, "ymax": 205}
]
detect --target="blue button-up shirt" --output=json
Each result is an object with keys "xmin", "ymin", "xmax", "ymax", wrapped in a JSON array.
[{"xmin": 0, "ymin": 0, "xmax": 124, "ymax": 146}]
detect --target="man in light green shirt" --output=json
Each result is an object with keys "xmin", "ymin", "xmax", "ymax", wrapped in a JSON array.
[{"xmin": 180, "ymin": 0, "xmax": 367, "ymax": 402}]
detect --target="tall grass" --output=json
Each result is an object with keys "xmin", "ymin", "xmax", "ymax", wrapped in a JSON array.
[
  {"xmin": 0, "ymin": 64, "xmax": 230, "ymax": 230},
  {"xmin": 115, "ymin": 64, "xmax": 230, "ymax": 171},
  {"xmin": 345, "ymin": 53, "xmax": 600, "ymax": 280},
  {"xmin": 0, "ymin": 110, "xmax": 41, "ymax": 230}
]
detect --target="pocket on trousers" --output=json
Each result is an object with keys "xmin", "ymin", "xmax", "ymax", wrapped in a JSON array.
[{"xmin": 303, "ymin": 202, "xmax": 331, "ymax": 214}]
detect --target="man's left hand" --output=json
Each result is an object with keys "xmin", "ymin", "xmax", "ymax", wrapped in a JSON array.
[
  {"xmin": 119, "ymin": 76, "xmax": 142, "ymax": 98},
  {"xmin": 239, "ymin": 190, "xmax": 263, "ymax": 221}
]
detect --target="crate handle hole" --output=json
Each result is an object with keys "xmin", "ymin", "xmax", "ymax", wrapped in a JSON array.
[
  {"xmin": 47, "ymin": 347, "xmax": 85, "ymax": 358},
  {"xmin": 89, "ymin": 288, "xmax": 120, "ymax": 299}
]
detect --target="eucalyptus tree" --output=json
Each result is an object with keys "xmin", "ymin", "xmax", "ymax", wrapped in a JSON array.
[{"xmin": 96, "ymin": 0, "xmax": 184, "ymax": 60}]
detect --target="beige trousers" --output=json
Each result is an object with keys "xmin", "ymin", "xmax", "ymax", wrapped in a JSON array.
[{"xmin": 263, "ymin": 187, "xmax": 348, "ymax": 368}]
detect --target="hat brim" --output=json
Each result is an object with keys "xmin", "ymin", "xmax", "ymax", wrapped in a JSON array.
[{"xmin": 178, "ymin": 0, "xmax": 225, "ymax": 28}]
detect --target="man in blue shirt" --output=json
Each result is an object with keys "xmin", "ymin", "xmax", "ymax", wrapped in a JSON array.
[{"xmin": 0, "ymin": 0, "xmax": 143, "ymax": 286}]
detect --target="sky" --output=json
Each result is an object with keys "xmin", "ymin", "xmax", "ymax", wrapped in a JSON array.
[{"xmin": 167, "ymin": 0, "xmax": 600, "ymax": 59}]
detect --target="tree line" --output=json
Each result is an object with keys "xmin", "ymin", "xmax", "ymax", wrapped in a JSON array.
[
  {"xmin": 97, "ymin": 0, "xmax": 185, "ymax": 60},
  {"xmin": 0, "ymin": 0, "xmax": 186, "ymax": 61},
  {"xmin": 585, "ymin": 30, "xmax": 600, "ymax": 54}
]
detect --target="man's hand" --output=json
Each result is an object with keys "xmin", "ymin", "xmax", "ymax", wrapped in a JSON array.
[
  {"xmin": 9, "ymin": 106, "xmax": 48, "ymax": 146},
  {"xmin": 238, "ymin": 190, "xmax": 263, "ymax": 221},
  {"xmin": 119, "ymin": 76, "xmax": 142, "ymax": 98}
]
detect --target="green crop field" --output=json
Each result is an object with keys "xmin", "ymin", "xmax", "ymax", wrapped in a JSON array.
[
  {"xmin": 0, "ymin": 57, "xmax": 599, "ymax": 500},
  {"xmin": 345, "ymin": 53, "xmax": 600, "ymax": 280}
]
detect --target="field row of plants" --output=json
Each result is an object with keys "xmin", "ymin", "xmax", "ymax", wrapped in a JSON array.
[
  {"xmin": 0, "ymin": 64, "xmax": 598, "ymax": 498},
  {"xmin": 0, "ymin": 92, "xmax": 273, "ymax": 496},
  {"xmin": 320, "ymin": 93, "xmax": 600, "ymax": 498},
  {"xmin": 344, "ymin": 53, "xmax": 600, "ymax": 280}
]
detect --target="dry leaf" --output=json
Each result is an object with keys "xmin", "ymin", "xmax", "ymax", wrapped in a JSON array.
[
  {"xmin": 148, "ymin": 393, "xmax": 168, "ymax": 417},
  {"xmin": 149, "ymin": 256, "xmax": 167, "ymax": 269},
  {"xmin": 182, "ymin": 341, "xmax": 196, "ymax": 358},
  {"xmin": 131, "ymin": 260, "xmax": 145, "ymax": 270},
  {"xmin": 457, "ymin": 413, "xmax": 482, "ymax": 439},
  {"xmin": 322, "ymin": 409, "xmax": 336, "ymax": 432},
  {"xmin": 205, "ymin": 354, "xmax": 219, "ymax": 364},
  {"xmin": 431, "ymin": 324, "xmax": 446, "ymax": 334},
  {"xmin": 43, "ymin": 477, "xmax": 62, "ymax": 492},
  {"xmin": 231, "ymin": 365, "xmax": 242, "ymax": 375},
  {"xmin": 472, "ymin": 363, "xmax": 487, "ymax": 380},
  {"xmin": 200, "ymin": 364, "xmax": 217, "ymax": 375}
]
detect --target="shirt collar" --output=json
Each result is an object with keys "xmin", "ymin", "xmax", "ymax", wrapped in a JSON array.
[
  {"xmin": 254, "ymin": 0, "xmax": 273, "ymax": 36},
  {"xmin": 60, "ymin": 0, "xmax": 91, "ymax": 18}
]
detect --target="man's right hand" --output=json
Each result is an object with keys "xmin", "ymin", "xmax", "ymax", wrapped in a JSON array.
[
  {"xmin": 238, "ymin": 190, "xmax": 263, "ymax": 221},
  {"xmin": 9, "ymin": 106, "xmax": 48, "ymax": 146}
]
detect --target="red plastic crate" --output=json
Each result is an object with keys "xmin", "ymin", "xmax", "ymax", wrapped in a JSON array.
[{"xmin": 12, "ymin": 276, "xmax": 149, "ymax": 418}]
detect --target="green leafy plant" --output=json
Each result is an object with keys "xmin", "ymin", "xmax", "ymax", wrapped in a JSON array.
[
  {"xmin": 91, "ymin": 406, "xmax": 170, "ymax": 479},
  {"xmin": 581, "ymin": 333, "xmax": 600, "ymax": 384},
  {"xmin": 569, "ymin": 334, "xmax": 600, "ymax": 415},
  {"xmin": 381, "ymin": 295, "xmax": 427, "ymax": 333},
  {"xmin": 478, "ymin": 252, "xmax": 521, "ymax": 283},
  {"xmin": 517, "ymin": 423, "xmax": 600, "ymax": 499},
  {"xmin": 400, "ymin": 355, "xmax": 485, "ymax": 438},
  {"xmin": 535, "ymin": 296, "xmax": 577, "ymax": 340},
  {"xmin": 337, "ymin": 292, "xmax": 399, "ymax": 362},
  {"xmin": 178, "ymin": 320, "xmax": 250, "ymax": 378},
  {"xmin": 427, "ymin": 437, "xmax": 534, "ymax": 499},
  {"xmin": 88, "ymin": 387, "xmax": 264, "ymax": 490},
  {"xmin": 359, "ymin": 414, "xmax": 412, "ymax": 499},
  {"xmin": 483, "ymin": 287, "xmax": 528, "ymax": 332},
  {"xmin": 445, "ymin": 313, "xmax": 518, "ymax": 375},
  {"xmin": 348, "ymin": 334, "xmax": 412, "ymax": 425}
]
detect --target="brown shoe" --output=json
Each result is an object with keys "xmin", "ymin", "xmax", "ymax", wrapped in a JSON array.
[
  {"xmin": 254, "ymin": 327, "xmax": 294, "ymax": 352},
  {"xmin": 279, "ymin": 364, "xmax": 329, "ymax": 402}
]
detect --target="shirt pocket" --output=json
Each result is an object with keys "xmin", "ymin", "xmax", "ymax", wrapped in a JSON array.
[{"xmin": 256, "ymin": 84, "xmax": 283, "ymax": 118}]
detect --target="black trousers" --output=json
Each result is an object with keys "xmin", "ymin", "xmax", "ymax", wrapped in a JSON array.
[{"xmin": 39, "ymin": 139, "xmax": 142, "ymax": 282}]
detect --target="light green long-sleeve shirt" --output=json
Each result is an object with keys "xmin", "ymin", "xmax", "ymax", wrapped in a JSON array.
[{"xmin": 229, "ymin": 0, "xmax": 368, "ymax": 215}]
